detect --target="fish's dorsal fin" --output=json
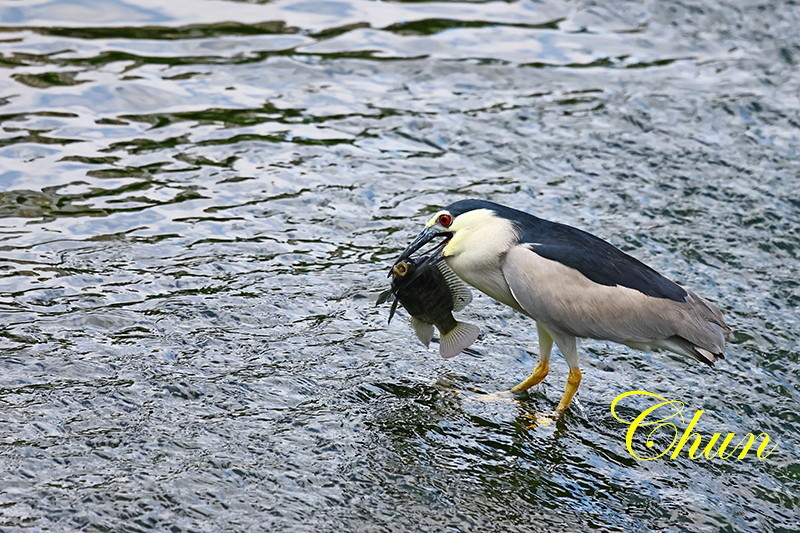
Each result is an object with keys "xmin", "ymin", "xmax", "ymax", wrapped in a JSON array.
[{"xmin": 436, "ymin": 260, "xmax": 472, "ymax": 311}]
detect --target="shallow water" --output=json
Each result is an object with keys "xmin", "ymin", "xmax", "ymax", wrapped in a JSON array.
[{"xmin": 0, "ymin": 0, "xmax": 798, "ymax": 531}]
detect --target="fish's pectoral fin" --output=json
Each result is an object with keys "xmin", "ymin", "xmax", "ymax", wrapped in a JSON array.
[
  {"xmin": 439, "ymin": 321, "xmax": 480, "ymax": 359},
  {"xmin": 436, "ymin": 261, "xmax": 472, "ymax": 311},
  {"xmin": 410, "ymin": 317, "xmax": 435, "ymax": 348},
  {"xmin": 376, "ymin": 289, "xmax": 394, "ymax": 306},
  {"xmin": 449, "ymin": 285, "xmax": 473, "ymax": 313}
]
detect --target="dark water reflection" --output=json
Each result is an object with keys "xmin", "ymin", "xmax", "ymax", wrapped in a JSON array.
[{"xmin": 1, "ymin": 0, "xmax": 798, "ymax": 531}]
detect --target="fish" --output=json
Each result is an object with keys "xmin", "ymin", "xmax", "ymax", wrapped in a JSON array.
[{"xmin": 377, "ymin": 254, "xmax": 480, "ymax": 358}]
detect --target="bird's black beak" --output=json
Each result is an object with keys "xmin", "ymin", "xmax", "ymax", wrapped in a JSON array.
[{"xmin": 396, "ymin": 226, "xmax": 449, "ymax": 265}]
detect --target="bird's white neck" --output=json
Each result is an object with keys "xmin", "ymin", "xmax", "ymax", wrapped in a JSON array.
[{"xmin": 443, "ymin": 209, "xmax": 523, "ymax": 312}]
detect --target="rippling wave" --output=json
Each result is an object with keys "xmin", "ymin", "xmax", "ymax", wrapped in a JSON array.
[{"xmin": 0, "ymin": 0, "xmax": 797, "ymax": 530}]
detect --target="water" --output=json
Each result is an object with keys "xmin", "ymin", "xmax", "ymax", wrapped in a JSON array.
[{"xmin": 1, "ymin": 0, "xmax": 798, "ymax": 531}]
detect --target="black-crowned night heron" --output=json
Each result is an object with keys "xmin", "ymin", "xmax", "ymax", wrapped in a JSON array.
[{"xmin": 396, "ymin": 199, "xmax": 730, "ymax": 417}]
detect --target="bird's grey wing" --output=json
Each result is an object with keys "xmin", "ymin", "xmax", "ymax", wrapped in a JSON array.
[
  {"xmin": 501, "ymin": 245, "xmax": 681, "ymax": 344},
  {"xmin": 518, "ymin": 220, "xmax": 688, "ymax": 302}
]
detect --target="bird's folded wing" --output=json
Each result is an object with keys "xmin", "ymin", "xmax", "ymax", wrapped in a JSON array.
[
  {"xmin": 501, "ymin": 245, "xmax": 677, "ymax": 343},
  {"xmin": 523, "ymin": 239, "xmax": 688, "ymax": 303}
]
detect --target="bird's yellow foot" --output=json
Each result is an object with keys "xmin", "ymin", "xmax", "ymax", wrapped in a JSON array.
[
  {"xmin": 456, "ymin": 388, "xmax": 519, "ymax": 403},
  {"xmin": 475, "ymin": 389, "xmax": 518, "ymax": 402},
  {"xmin": 522, "ymin": 412, "xmax": 558, "ymax": 429}
]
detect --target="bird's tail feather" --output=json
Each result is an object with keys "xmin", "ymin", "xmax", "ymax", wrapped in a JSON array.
[
  {"xmin": 659, "ymin": 335, "xmax": 724, "ymax": 367},
  {"xmin": 669, "ymin": 292, "xmax": 730, "ymax": 366}
]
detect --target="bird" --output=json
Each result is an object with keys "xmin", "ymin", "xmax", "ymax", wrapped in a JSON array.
[{"xmin": 395, "ymin": 199, "xmax": 730, "ymax": 418}]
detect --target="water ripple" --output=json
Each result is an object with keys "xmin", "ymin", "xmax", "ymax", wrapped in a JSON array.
[{"xmin": 0, "ymin": 0, "xmax": 798, "ymax": 530}]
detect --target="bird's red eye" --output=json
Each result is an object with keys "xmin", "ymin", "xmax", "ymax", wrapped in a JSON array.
[{"xmin": 438, "ymin": 214, "xmax": 452, "ymax": 227}]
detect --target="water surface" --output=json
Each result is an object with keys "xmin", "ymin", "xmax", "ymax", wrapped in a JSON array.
[{"xmin": 0, "ymin": 0, "xmax": 798, "ymax": 531}]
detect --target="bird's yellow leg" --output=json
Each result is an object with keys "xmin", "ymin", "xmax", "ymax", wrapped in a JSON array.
[
  {"xmin": 522, "ymin": 367, "xmax": 582, "ymax": 427},
  {"xmin": 509, "ymin": 322, "xmax": 553, "ymax": 394},
  {"xmin": 554, "ymin": 366, "xmax": 582, "ymax": 416},
  {"xmin": 509, "ymin": 360, "xmax": 550, "ymax": 393},
  {"xmin": 472, "ymin": 358, "xmax": 549, "ymax": 402}
]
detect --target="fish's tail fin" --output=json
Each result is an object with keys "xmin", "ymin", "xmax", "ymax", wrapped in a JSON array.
[
  {"xmin": 410, "ymin": 317, "xmax": 435, "ymax": 348},
  {"xmin": 439, "ymin": 322, "xmax": 480, "ymax": 359}
]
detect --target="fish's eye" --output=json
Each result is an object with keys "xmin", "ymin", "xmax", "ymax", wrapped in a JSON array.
[{"xmin": 438, "ymin": 213, "xmax": 452, "ymax": 227}]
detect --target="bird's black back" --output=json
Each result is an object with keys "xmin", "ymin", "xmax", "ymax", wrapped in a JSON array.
[{"xmin": 445, "ymin": 199, "xmax": 688, "ymax": 303}]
